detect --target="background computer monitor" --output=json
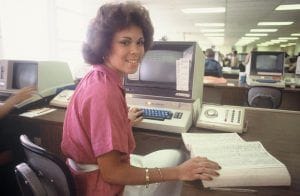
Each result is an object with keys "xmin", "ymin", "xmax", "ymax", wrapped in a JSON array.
[
  {"xmin": 0, "ymin": 60, "xmax": 38, "ymax": 91},
  {"xmin": 250, "ymin": 51, "xmax": 284, "ymax": 76},
  {"xmin": 0, "ymin": 59, "xmax": 74, "ymax": 107},
  {"xmin": 124, "ymin": 41, "xmax": 204, "ymax": 100}
]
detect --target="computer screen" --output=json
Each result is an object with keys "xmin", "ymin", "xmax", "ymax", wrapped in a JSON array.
[
  {"xmin": 124, "ymin": 41, "xmax": 203, "ymax": 99},
  {"xmin": 12, "ymin": 62, "xmax": 38, "ymax": 89},
  {"xmin": 250, "ymin": 51, "xmax": 284, "ymax": 76},
  {"xmin": 138, "ymin": 50, "xmax": 182, "ymax": 83}
]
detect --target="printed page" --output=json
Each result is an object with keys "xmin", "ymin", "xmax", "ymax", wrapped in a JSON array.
[
  {"xmin": 191, "ymin": 142, "xmax": 291, "ymax": 187},
  {"xmin": 176, "ymin": 58, "xmax": 190, "ymax": 91},
  {"xmin": 181, "ymin": 132, "xmax": 244, "ymax": 151}
]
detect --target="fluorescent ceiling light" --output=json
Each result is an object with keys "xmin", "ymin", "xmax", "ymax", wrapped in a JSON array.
[
  {"xmin": 271, "ymin": 39, "xmax": 287, "ymax": 43},
  {"xmin": 245, "ymin": 33, "xmax": 268, "ymax": 36},
  {"xmin": 275, "ymin": 4, "xmax": 300, "ymax": 10},
  {"xmin": 257, "ymin": 44, "xmax": 271, "ymax": 47},
  {"xmin": 270, "ymin": 40, "xmax": 281, "ymax": 43},
  {"xmin": 258, "ymin": 22, "xmax": 294, "ymax": 25},
  {"xmin": 182, "ymin": 7, "xmax": 225, "ymax": 14},
  {"xmin": 241, "ymin": 37, "xmax": 260, "ymax": 40},
  {"xmin": 287, "ymin": 43, "xmax": 296, "ymax": 46},
  {"xmin": 278, "ymin": 40, "xmax": 288, "ymax": 42},
  {"xmin": 201, "ymin": 29, "xmax": 224, "ymax": 32},
  {"xmin": 204, "ymin": 33, "xmax": 224, "ymax": 37},
  {"xmin": 195, "ymin": 23, "xmax": 224, "ymax": 27},
  {"xmin": 235, "ymin": 40, "xmax": 256, "ymax": 46},
  {"xmin": 291, "ymin": 33, "xmax": 300, "ymax": 36},
  {"xmin": 250, "ymin": 29, "xmax": 278, "ymax": 32},
  {"xmin": 278, "ymin": 37, "xmax": 298, "ymax": 40}
]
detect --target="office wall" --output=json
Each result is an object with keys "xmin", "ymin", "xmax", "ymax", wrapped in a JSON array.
[
  {"xmin": 0, "ymin": 25, "xmax": 2, "ymax": 59},
  {"xmin": 0, "ymin": 0, "xmax": 92, "ymax": 79},
  {"xmin": 1, "ymin": 0, "xmax": 51, "ymax": 60}
]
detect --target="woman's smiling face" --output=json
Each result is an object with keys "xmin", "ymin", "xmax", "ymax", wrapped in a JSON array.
[{"xmin": 105, "ymin": 25, "xmax": 145, "ymax": 76}]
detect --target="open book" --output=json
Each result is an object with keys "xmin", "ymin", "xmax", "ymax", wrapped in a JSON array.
[{"xmin": 181, "ymin": 133, "xmax": 291, "ymax": 188}]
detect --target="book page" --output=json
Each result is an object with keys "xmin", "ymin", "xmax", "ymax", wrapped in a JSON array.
[
  {"xmin": 191, "ymin": 142, "xmax": 291, "ymax": 187},
  {"xmin": 191, "ymin": 142, "xmax": 284, "ymax": 168},
  {"xmin": 181, "ymin": 133, "xmax": 244, "ymax": 151}
]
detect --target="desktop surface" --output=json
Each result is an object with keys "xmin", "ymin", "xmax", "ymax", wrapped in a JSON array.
[
  {"xmin": 3, "ymin": 106, "xmax": 300, "ymax": 195},
  {"xmin": 203, "ymin": 78, "xmax": 300, "ymax": 111},
  {"xmin": 185, "ymin": 108, "xmax": 300, "ymax": 195}
]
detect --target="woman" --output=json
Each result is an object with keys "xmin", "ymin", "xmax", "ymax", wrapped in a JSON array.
[{"xmin": 61, "ymin": 2, "xmax": 220, "ymax": 196}]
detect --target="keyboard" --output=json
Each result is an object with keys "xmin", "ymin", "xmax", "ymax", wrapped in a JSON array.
[{"xmin": 142, "ymin": 108, "xmax": 173, "ymax": 121}]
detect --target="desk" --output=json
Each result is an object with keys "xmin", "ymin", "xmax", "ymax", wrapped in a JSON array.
[
  {"xmin": 222, "ymin": 69, "xmax": 239, "ymax": 79},
  {"xmin": 203, "ymin": 79, "xmax": 300, "ymax": 111},
  {"xmin": 183, "ymin": 108, "xmax": 300, "ymax": 195},
  {"xmin": 3, "ymin": 107, "xmax": 300, "ymax": 195},
  {"xmin": 222, "ymin": 70, "xmax": 239, "ymax": 79}
]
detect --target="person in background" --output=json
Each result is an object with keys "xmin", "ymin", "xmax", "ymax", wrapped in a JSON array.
[
  {"xmin": 230, "ymin": 50, "xmax": 238, "ymax": 69},
  {"xmin": 0, "ymin": 86, "xmax": 35, "ymax": 119},
  {"xmin": 286, "ymin": 53, "xmax": 300, "ymax": 73},
  {"xmin": 204, "ymin": 48, "xmax": 223, "ymax": 77},
  {"xmin": 244, "ymin": 46, "xmax": 257, "ymax": 75},
  {"xmin": 61, "ymin": 2, "xmax": 221, "ymax": 196},
  {"xmin": 0, "ymin": 86, "xmax": 35, "ymax": 195}
]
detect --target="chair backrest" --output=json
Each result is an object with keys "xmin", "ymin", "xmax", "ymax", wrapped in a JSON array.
[
  {"xmin": 247, "ymin": 86, "xmax": 282, "ymax": 109},
  {"xmin": 15, "ymin": 134, "xmax": 76, "ymax": 196}
]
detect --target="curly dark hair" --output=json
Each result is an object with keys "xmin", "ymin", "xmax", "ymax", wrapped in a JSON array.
[{"xmin": 82, "ymin": 1, "xmax": 154, "ymax": 65}]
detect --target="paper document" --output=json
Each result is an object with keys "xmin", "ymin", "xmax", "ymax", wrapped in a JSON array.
[
  {"xmin": 181, "ymin": 132, "xmax": 244, "ymax": 151},
  {"xmin": 176, "ymin": 58, "xmax": 190, "ymax": 91},
  {"xmin": 20, "ymin": 107, "xmax": 56, "ymax": 118},
  {"xmin": 182, "ymin": 133, "xmax": 291, "ymax": 188}
]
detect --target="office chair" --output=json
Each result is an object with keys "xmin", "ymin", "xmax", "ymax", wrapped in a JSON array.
[
  {"xmin": 247, "ymin": 86, "xmax": 282, "ymax": 109},
  {"xmin": 15, "ymin": 134, "xmax": 76, "ymax": 196}
]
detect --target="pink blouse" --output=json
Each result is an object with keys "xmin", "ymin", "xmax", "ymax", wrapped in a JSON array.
[{"xmin": 61, "ymin": 65, "xmax": 136, "ymax": 196}]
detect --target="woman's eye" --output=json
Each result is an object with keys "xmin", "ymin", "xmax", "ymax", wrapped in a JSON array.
[
  {"xmin": 137, "ymin": 40, "xmax": 145, "ymax": 46},
  {"xmin": 120, "ymin": 40, "xmax": 130, "ymax": 46}
]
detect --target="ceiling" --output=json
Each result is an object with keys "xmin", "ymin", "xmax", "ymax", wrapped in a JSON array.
[{"xmin": 91, "ymin": 0, "xmax": 300, "ymax": 51}]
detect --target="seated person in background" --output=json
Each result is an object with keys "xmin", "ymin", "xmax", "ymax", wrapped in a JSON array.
[
  {"xmin": 0, "ymin": 86, "xmax": 35, "ymax": 119},
  {"xmin": 285, "ymin": 53, "xmax": 300, "ymax": 73},
  {"xmin": 285, "ymin": 56, "xmax": 297, "ymax": 73},
  {"xmin": 223, "ymin": 57, "xmax": 231, "ymax": 67},
  {"xmin": 0, "ymin": 86, "xmax": 35, "ymax": 195},
  {"xmin": 204, "ymin": 48, "xmax": 223, "ymax": 77}
]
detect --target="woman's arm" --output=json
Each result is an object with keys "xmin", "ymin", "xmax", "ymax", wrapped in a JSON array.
[{"xmin": 97, "ymin": 150, "xmax": 220, "ymax": 185}]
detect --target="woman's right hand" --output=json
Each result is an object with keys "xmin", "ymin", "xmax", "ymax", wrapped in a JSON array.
[{"xmin": 176, "ymin": 156, "xmax": 221, "ymax": 181}]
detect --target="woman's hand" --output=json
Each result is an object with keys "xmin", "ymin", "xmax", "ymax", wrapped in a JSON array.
[
  {"xmin": 177, "ymin": 156, "xmax": 221, "ymax": 181},
  {"xmin": 128, "ymin": 107, "xmax": 143, "ymax": 126}
]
